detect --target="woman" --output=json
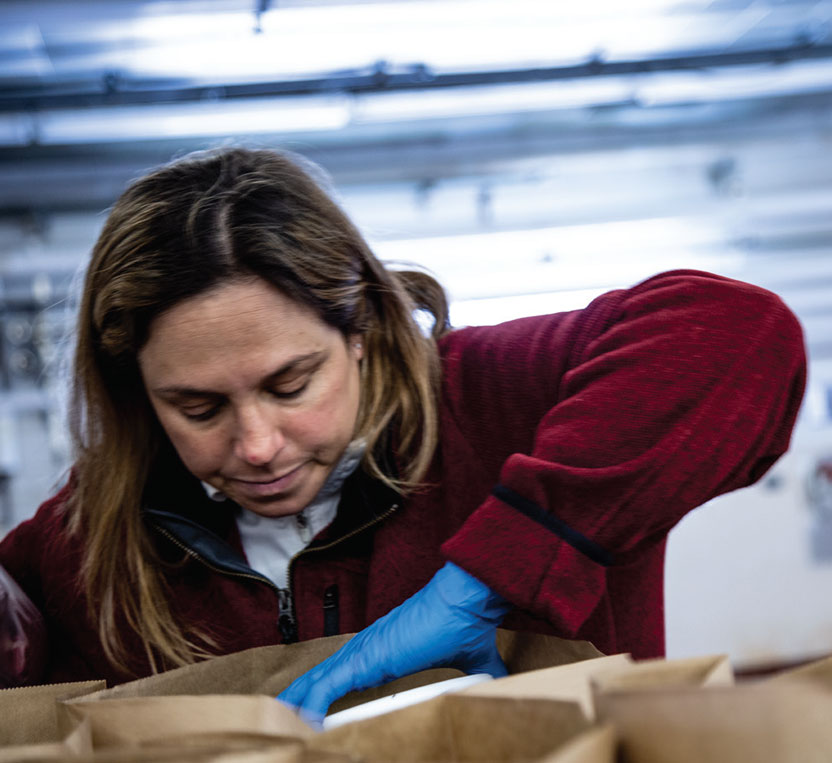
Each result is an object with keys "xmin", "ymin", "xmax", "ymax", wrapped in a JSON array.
[{"xmin": 0, "ymin": 148, "xmax": 806, "ymax": 718}]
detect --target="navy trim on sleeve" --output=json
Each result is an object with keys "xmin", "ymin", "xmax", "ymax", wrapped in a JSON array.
[{"xmin": 492, "ymin": 484, "xmax": 615, "ymax": 567}]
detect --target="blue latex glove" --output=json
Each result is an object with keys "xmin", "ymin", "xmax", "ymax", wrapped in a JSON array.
[{"xmin": 278, "ymin": 561, "xmax": 510, "ymax": 721}]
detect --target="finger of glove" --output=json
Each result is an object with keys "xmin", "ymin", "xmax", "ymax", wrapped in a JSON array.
[
  {"xmin": 275, "ymin": 697, "xmax": 325, "ymax": 730},
  {"xmin": 286, "ymin": 654, "xmax": 369, "ymax": 719},
  {"xmin": 463, "ymin": 648, "xmax": 509, "ymax": 678},
  {"xmin": 277, "ymin": 632, "xmax": 374, "ymax": 713},
  {"xmin": 277, "ymin": 671, "xmax": 316, "ymax": 710},
  {"xmin": 277, "ymin": 653, "xmax": 338, "ymax": 710}
]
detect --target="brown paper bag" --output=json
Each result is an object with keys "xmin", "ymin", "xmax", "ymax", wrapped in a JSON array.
[
  {"xmin": 534, "ymin": 726, "xmax": 617, "ymax": 763},
  {"xmin": 85, "ymin": 635, "xmax": 354, "ymax": 702},
  {"xmin": 309, "ymin": 693, "xmax": 590, "ymax": 763},
  {"xmin": 461, "ymin": 654, "xmax": 632, "ymax": 720},
  {"xmin": 0, "ymin": 631, "xmax": 601, "ymax": 759},
  {"xmin": 324, "ymin": 630, "xmax": 605, "ymax": 716},
  {"xmin": 0, "ymin": 733, "xmax": 350, "ymax": 763},
  {"xmin": 0, "ymin": 717, "xmax": 92, "ymax": 762},
  {"xmin": 596, "ymin": 681, "xmax": 832, "ymax": 763},
  {"xmin": 494, "ymin": 630, "xmax": 604, "ymax": 674},
  {"xmin": 764, "ymin": 653, "xmax": 832, "ymax": 689},
  {"xmin": 43, "ymin": 696, "xmax": 337, "ymax": 763},
  {"xmin": 0, "ymin": 681, "xmax": 105, "ymax": 746},
  {"xmin": 0, "ymin": 740, "xmax": 345, "ymax": 763},
  {"xmin": 590, "ymin": 654, "xmax": 733, "ymax": 695},
  {"xmin": 58, "ymin": 695, "xmax": 314, "ymax": 748},
  {"xmin": 108, "ymin": 735, "xmax": 352, "ymax": 763},
  {"xmin": 84, "ymin": 630, "xmax": 602, "ymax": 716}
]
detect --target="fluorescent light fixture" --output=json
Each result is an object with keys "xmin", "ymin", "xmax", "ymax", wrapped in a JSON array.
[
  {"xmin": 0, "ymin": 113, "xmax": 35, "ymax": 146},
  {"xmin": 640, "ymin": 59, "xmax": 832, "ymax": 105},
  {"xmin": 353, "ymin": 53, "xmax": 832, "ymax": 125},
  {"xmin": 56, "ymin": 0, "xmax": 732, "ymax": 83},
  {"xmin": 352, "ymin": 78, "xmax": 634, "ymax": 123},
  {"xmin": 33, "ymin": 96, "xmax": 349, "ymax": 145},
  {"xmin": 22, "ymin": 51, "xmax": 831, "ymax": 148}
]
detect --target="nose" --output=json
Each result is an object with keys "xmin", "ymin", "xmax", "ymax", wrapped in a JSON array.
[{"xmin": 233, "ymin": 403, "xmax": 286, "ymax": 467}]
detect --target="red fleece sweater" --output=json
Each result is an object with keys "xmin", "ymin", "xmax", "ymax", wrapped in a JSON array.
[{"xmin": 0, "ymin": 270, "xmax": 806, "ymax": 686}]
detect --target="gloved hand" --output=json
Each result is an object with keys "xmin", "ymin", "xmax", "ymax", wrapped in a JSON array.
[
  {"xmin": 0, "ymin": 563, "xmax": 47, "ymax": 688},
  {"xmin": 278, "ymin": 562, "xmax": 510, "ymax": 721}
]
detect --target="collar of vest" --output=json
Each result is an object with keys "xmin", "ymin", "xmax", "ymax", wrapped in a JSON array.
[{"xmin": 142, "ymin": 453, "xmax": 401, "ymax": 581}]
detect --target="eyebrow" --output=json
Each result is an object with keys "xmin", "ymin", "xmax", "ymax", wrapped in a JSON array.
[{"xmin": 151, "ymin": 351, "xmax": 327, "ymax": 398}]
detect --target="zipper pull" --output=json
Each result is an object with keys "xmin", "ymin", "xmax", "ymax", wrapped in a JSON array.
[
  {"xmin": 277, "ymin": 587, "xmax": 298, "ymax": 644},
  {"xmin": 296, "ymin": 512, "xmax": 312, "ymax": 544}
]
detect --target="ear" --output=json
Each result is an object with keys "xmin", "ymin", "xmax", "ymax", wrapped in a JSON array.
[{"xmin": 348, "ymin": 334, "xmax": 365, "ymax": 361}]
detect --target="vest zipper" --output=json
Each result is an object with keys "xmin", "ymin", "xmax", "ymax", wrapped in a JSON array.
[
  {"xmin": 153, "ymin": 524, "xmax": 299, "ymax": 642},
  {"xmin": 282, "ymin": 502, "xmax": 398, "ymax": 641},
  {"xmin": 151, "ymin": 501, "xmax": 399, "ymax": 645},
  {"xmin": 277, "ymin": 588, "xmax": 298, "ymax": 643}
]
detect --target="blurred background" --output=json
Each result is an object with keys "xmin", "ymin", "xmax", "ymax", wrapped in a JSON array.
[{"xmin": 1, "ymin": 0, "xmax": 831, "ymax": 670}]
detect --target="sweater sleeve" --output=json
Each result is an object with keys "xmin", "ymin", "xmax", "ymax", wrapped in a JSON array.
[
  {"xmin": 0, "ymin": 489, "xmax": 70, "ymax": 687},
  {"xmin": 441, "ymin": 270, "xmax": 806, "ymax": 637},
  {"xmin": 0, "ymin": 511, "xmax": 45, "ymax": 612},
  {"xmin": 0, "ymin": 482, "xmax": 74, "ymax": 605}
]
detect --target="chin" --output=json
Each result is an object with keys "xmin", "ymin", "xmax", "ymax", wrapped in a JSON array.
[{"xmin": 236, "ymin": 496, "xmax": 306, "ymax": 518}]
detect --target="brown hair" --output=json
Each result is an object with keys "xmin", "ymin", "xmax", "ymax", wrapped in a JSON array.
[{"xmin": 67, "ymin": 147, "xmax": 449, "ymax": 674}]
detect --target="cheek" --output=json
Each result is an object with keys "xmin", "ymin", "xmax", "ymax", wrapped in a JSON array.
[
  {"xmin": 293, "ymin": 374, "xmax": 360, "ymax": 449},
  {"xmin": 288, "ymin": 406, "xmax": 349, "ymax": 451},
  {"xmin": 154, "ymin": 411, "xmax": 224, "ymax": 476}
]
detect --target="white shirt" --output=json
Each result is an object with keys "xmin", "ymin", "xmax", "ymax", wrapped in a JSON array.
[{"xmin": 202, "ymin": 439, "xmax": 366, "ymax": 590}]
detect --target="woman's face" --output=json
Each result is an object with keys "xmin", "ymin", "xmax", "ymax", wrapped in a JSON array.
[{"xmin": 138, "ymin": 277, "xmax": 364, "ymax": 517}]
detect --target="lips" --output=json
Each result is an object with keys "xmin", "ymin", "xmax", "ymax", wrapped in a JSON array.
[{"xmin": 227, "ymin": 463, "xmax": 307, "ymax": 498}]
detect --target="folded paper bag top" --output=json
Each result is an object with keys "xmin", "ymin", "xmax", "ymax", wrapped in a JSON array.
[
  {"xmin": 309, "ymin": 692, "xmax": 592, "ymax": 763},
  {"xmin": 764, "ymin": 652, "xmax": 832, "ymax": 689},
  {"xmin": 0, "ymin": 679, "xmax": 105, "ymax": 746},
  {"xmin": 0, "ymin": 715, "xmax": 93, "ymax": 762},
  {"xmin": 595, "ymin": 681, "xmax": 832, "ymax": 763},
  {"xmin": 589, "ymin": 653, "xmax": 734, "ymax": 694},
  {"xmin": 534, "ymin": 725, "xmax": 617, "ymax": 763},
  {"xmin": 0, "ymin": 631, "xmax": 602, "ymax": 752},
  {"xmin": 55, "ymin": 690, "xmax": 595, "ymax": 763},
  {"xmin": 58, "ymin": 695, "xmax": 316, "ymax": 749},
  {"xmin": 459, "ymin": 654, "xmax": 632, "ymax": 721},
  {"xmin": 81, "ymin": 630, "xmax": 603, "ymax": 710},
  {"xmin": 457, "ymin": 653, "xmax": 732, "ymax": 724}
]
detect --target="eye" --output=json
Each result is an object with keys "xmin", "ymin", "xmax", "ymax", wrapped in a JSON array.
[
  {"xmin": 180, "ymin": 404, "xmax": 222, "ymax": 422},
  {"xmin": 271, "ymin": 380, "xmax": 309, "ymax": 399}
]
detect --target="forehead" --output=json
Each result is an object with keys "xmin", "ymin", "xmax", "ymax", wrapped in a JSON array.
[{"xmin": 138, "ymin": 278, "xmax": 337, "ymax": 383}]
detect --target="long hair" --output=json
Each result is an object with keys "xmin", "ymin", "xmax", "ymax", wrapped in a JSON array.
[{"xmin": 67, "ymin": 147, "xmax": 449, "ymax": 674}]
